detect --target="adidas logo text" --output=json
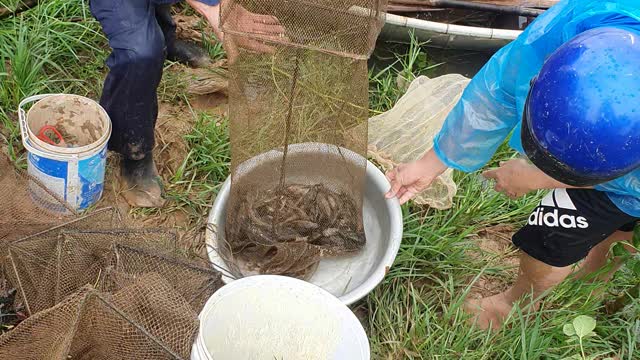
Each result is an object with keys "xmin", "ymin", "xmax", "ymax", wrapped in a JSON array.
[{"xmin": 528, "ymin": 207, "xmax": 588, "ymax": 229}]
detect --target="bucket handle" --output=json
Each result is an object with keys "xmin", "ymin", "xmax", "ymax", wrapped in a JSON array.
[
  {"xmin": 18, "ymin": 94, "xmax": 81, "ymax": 160},
  {"xmin": 18, "ymin": 94, "xmax": 61, "ymax": 149}
]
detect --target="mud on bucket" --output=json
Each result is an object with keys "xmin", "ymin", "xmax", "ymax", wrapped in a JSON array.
[{"xmin": 19, "ymin": 94, "xmax": 112, "ymax": 212}]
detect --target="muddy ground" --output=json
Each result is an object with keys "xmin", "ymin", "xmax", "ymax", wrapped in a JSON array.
[
  {"xmin": 467, "ymin": 224, "xmax": 519, "ymax": 299},
  {"xmin": 99, "ymin": 86, "xmax": 227, "ymax": 256}
]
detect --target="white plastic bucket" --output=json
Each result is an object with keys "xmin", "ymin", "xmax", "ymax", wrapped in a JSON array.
[
  {"xmin": 191, "ymin": 275, "xmax": 370, "ymax": 360},
  {"xmin": 18, "ymin": 94, "xmax": 111, "ymax": 211}
]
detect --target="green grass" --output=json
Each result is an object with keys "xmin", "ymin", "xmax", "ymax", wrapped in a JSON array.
[
  {"xmin": 0, "ymin": 0, "xmax": 106, "ymax": 158},
  {"xmin": 0, "ymin": 2, "xmax": 638, "ymax": 359},
  {"xmin": 364, "ymin": 170, "xmax": 640, "ymax": 359},
  {"xmin": 369, "ymin": 32, "xmax": 442, "ymax": 115},
  {"xmin": 136, "ymin": 111, "xmax": 230, "ymax": 222}
]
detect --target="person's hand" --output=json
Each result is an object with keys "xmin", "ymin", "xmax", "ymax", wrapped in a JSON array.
[
  {"xmin": 482, "ymin": 158, "xmax": 542, "ymax": 199},
  {"xmin": 188, "ymin": 1, "xmax": 286, "ymax": 62},
  {"xmin": 223, "ymin": 4, "xmax": 286, "ymax": 61},
  {"xmin": 186, "ymin": 0, "xmax": 224, "ymax": 41},
  {"xmin": 385, "ymin": 149, "xmax": 448, "ymax": 205}
]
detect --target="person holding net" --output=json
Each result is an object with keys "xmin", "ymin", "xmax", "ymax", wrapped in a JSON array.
[
  {"xmin": 90, "ymin": 0, "xmax": 284, "ymax": 207},
  {"xmin": 386, "ymin": 0, "xmax": 640, "ymax": 330}
]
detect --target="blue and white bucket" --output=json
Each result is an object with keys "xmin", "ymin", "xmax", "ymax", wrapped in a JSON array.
[{"xmin": 19, "ymin": 94, "xmax": 111, "ymax": 212}]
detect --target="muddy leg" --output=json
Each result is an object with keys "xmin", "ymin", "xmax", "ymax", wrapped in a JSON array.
[
  {"xmin": 464, "ymin": 251, "xmax": 573, "ymax": 331},
  {"xmin": 575, "ymin": 231, "xmax": 634, "ymax": 282},
  {"xmin": 90, "ymin": 0, "xmax": 166, "ymax": 207}
]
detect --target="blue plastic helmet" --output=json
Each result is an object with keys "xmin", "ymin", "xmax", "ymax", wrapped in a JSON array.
[{"xmin": 522, "ymin": 27, "xmax": 640, "ymax": 186}]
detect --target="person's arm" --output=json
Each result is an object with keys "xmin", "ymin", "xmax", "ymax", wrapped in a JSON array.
[
  {"xmin": 482, "ymin": 158, "xmax": 591, "ymax": 199},
  {"xmin": 432, "ymin": 46, "xmax": 519, "ymax": 173},
  {"xmin": 386, "ymin": 40, "xmax": 528, "ymax": 204}
]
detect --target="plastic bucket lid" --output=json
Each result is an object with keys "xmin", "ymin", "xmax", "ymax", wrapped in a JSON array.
[{"xmin": 196, "ymin": 275, "xmax": 370, "ymax": 360}]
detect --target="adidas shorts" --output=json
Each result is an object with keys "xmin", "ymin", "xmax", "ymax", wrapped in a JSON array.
[{"xmin": 512, "ymin": 189, "xmax": 638, "ymax": 267}]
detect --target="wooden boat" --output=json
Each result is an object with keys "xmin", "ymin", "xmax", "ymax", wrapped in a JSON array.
[{"xmin": 379, "ymin": 0, "xmax": 559, "ymax": 50}]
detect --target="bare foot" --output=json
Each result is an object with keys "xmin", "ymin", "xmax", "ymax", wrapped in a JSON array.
[{"xmin": 463, "ymin": 292, "xmax": 513, "ymax": 331}]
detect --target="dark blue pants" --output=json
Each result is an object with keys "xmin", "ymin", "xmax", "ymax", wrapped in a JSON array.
[{"xmin": 90, "ymin": 0, "xmax": 178, "ymax": 160}]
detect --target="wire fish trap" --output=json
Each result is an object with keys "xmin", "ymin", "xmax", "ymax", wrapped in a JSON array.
[
  {"xmin": 0, "ymin": 274, "xmax": 199, "ymax": 360},
  {"xmin": 5, "ymin": 225, "xmax": 223, "ymax": 316},
  {"xmin": 0, "ymin": 152, "xmax": 79, "ymax": 246},
  {"xmin": 6, "ymin": 225, "xmax": 172, "ymax": 315},
  {"xmin": 2, "ymin": 222, "xmax": 223, "ymax": 359}
]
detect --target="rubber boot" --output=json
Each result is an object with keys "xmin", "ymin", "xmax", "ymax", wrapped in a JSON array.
[
  {"xmin": 169, "ymin": 40, "xmax": 212, "ymax": 68},
  {"xmin": 156, "ymin": 4, "xmax": 211, "ymax": 68},
  {"xmin": 120, "ymin": 155, "xmax": 166, "ymax": 208}
]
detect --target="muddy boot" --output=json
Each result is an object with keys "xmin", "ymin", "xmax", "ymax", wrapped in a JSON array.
[
  {"xmin": 156, "ymin": 4, "xmax": 210, "ymax": 68},
  {"xmin": 120, "ymin": 156, "xmax": 166, "ymax": 208},
  {"xmin": 168, "ymin": 40, "xmax": 211, "ymax": 68}
]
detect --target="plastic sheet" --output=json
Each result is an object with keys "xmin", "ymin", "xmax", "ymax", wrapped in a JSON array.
[{"xmin": 368, "ymin": 74, "xmax": 470, "ymax": 209}]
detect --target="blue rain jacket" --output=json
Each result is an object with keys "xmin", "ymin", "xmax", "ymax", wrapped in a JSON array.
[{"xmin": 433, "ymin": 0, "xmax": 640, "ymax": 217}]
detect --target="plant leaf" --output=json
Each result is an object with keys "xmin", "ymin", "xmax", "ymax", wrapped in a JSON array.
[
  {"xmin": 628, "ymin": 259, "xmax": 640, "ymax": 276},
  {"xmin": 563, "ymin": 323, "xmax": 576, "ymax": 336},
  {"xmin": 612, "ymin": 243, "xmax": 630, "ymax": 257},
  {"xmin": 573, "ymin": 315, "xmax": 597, "ymax": 338}
]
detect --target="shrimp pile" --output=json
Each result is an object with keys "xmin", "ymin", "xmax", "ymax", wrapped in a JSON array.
[{"xmin": 226, "ymin": 183, "xmax": 365, "ymax": 279}]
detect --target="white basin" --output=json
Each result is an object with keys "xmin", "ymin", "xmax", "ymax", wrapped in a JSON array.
[{"xmin": 205, "ymin": 143, "xmax": 403, "ymax": 305}]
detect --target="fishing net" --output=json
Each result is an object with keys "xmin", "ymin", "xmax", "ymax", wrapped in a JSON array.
[
  {"xmin": 0, "ymin": 151, "xmax": 223, "ymax": 358},
  {"xmin": 0, "ymin": 152, "xmax": 116, "ymax": 301},
  {"xmin": 0, "ymin": 153, "xmax": 79, "ymax": 245},
  {"xmin": 368, "ymin": 74, "xmax": 469, "ymax": 209},
  {"xmin": 0, "ymin": 275, "xmax": 200, "ymax": 360},
  {"xmin": 1, "ymin": 223, "xmax": 223, "ymax": 359},
  {"xmin": 221, "ymin": 0, "xmax": 387, "ymax": 280},
  {"xmin": 6, "ymin": 226, "xmax": 173, "ymax": 315},
  {"xmin": 220, "ymin": 0, "xmax": 386, "ymax": 59}
]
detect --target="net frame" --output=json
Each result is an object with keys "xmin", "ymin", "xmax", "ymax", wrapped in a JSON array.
[{"xmin": 0, "ymin": 276, "xmax": 200, "ymax": 360}]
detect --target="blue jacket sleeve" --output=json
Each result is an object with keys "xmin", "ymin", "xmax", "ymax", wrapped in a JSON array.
[
  {"xmin": 432, "ymin": 45, "xmax": 519, "ymax": 173},
  {"xmin": 195, "ymin": 0, "xmax": 220, "ymax": 5},
  {"xmin": 432, "ymin": 0, "xmax": 580, "ymax": 173},
  {"xmin": 432, "ymin": 0, "xmax": 640, "ymax": 173}
]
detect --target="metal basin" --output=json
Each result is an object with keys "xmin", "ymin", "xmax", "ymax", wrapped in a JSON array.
[{"xmin": 206, "ymin": 143, "xmax": 403, "ymax": 305}]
